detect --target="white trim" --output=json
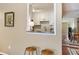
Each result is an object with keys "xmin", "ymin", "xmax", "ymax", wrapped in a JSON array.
[{"xmin": 26, "ymin": 32, "xmax": 55, "ymax": 35}]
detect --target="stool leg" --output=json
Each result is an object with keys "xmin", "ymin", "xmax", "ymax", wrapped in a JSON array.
[
  {"xmin": 32, "ymin": 51, "xmax": 33, "ymax": 55},
  {"xmin": 36, "ymin": 50, "xmax": 37, "ymax": 55},
  {"xmin": 29, "ymin": 51, "xmax": 30, "ymax": 55},
  {"xmin": 24, "ymin": 50, "xmax": 26, "ymax": 55}
]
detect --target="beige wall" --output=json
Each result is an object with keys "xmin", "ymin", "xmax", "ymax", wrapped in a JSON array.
[{"xmin": 0, "ymin": 3, "xmax": 62, "ymax": 55}]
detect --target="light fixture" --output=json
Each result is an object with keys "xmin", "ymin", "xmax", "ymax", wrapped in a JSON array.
[
  {"xmin": 32, "ymin": 8, "xmax": 40, "ymax": 12},
  {"xmin": 32, "ymin": 8, "xmax": 36, "ymax": 12}
]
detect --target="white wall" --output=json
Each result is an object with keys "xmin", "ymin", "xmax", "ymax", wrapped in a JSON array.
[
  {"xmin": 63, "ymin": 18, "xmax": 77, "ymax": 31},
  {"xmin": 62, "ymin": 22, "xmax": 68, "ymax": 41},
  {"xmin": 62, "ymin": 18, "xmax": 78, "ymax": 41},
  {"xmin": 0, "ymin": 3, "xmax": 62, "ymax": 55}
]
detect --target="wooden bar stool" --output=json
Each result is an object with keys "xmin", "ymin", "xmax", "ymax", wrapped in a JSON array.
[
  {"xmin": 41, "ymin": 49, "xmax": 54, "ymax": 55},
  {"xmin": 24, "ymin": 46, "xmax": 37, "ymax": 55}
]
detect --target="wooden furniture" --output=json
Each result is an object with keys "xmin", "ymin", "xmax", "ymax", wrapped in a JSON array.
[
  {"xmin": 62, "ymin": 46, "xmax": 69, "ymax": 55},
  {"xmin": 74, "ymin": 33, "xmax": 79, "ymax": 43},
  {"xmin": 24, "ymin": 46, "xmax": 37, "ymax": 55},
  {"xmin": 41, "ymin": 49, "xmax": 54, "ymax": 55}
]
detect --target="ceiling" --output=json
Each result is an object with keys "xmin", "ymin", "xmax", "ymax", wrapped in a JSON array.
[
  {"xmin": 63, "ymin": 3, "xmax": 79, "ymax": 18},
  {"xmin": 31, "ymin": 3, "xmax": 53, "ymax": 11}
]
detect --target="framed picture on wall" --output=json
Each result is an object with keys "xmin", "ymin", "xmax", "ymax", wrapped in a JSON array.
[{"xmin": 5, "ymin": 12, "xmax": 14, "ymax": 27}]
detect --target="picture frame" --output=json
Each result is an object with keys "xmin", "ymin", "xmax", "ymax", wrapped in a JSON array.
[{"xmin": 5, "ymin": 12, "xmax": 14, "ymax": 27}]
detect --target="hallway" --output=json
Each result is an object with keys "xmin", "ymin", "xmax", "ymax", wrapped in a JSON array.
[{"xmin": 62, "ymin": 3, "xmax": 79, "ymax": 55}]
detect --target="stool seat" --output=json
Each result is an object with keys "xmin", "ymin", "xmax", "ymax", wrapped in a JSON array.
[
  {"xmin": 26, "ymin": 47, "xmax": 36, "ymax": 51},
  {"xmin": 24, "ymin": 46, "xmax": 37, "ymax": 55},
  {"xmin": 41, "ymin": 49, "xmax": 54, "ymax": 55}
]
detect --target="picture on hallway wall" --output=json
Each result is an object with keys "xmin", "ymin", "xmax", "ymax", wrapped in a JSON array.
[{"xmin": 5, "ymin": 12, "xmax": 14, "ymax": 27}]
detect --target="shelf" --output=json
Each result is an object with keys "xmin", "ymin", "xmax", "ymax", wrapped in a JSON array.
[{"xmin": 40, "ymin": 21, "xmax": 49, "ymax": 24}]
